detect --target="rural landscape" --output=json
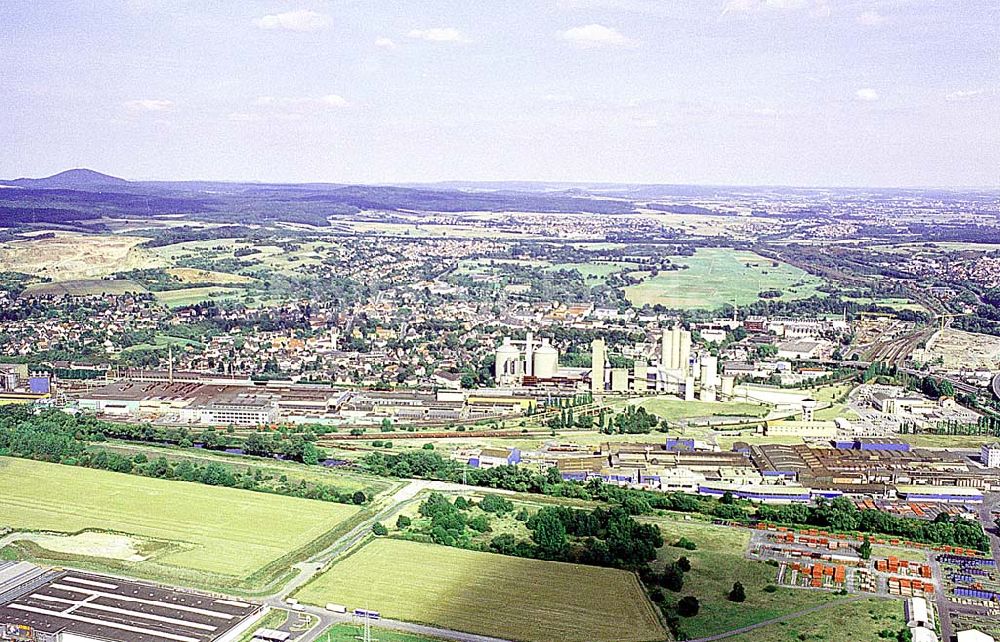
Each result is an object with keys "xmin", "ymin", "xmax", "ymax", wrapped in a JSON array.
[{"xmin": 4, "ymin": 2, "xmax": 1000, "ymax": 642}]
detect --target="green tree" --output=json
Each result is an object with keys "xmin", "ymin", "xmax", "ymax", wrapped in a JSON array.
[
  {"xmin": 728, "ymin": 581, "xmax": 746, "ymax": 602},
  {"xmin": 677, "ymin": 596, "xmax": 700, "ymax": 617}
]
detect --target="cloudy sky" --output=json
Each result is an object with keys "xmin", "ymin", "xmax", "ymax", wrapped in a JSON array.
[{"xmin": 2, "ymin": 0, "xmax": 998, "ymax": 186}]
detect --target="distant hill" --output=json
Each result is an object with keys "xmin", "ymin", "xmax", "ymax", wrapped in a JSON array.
[{"xmin": 4, "ymin": 168, "xmax": 129, "ymax": 189}]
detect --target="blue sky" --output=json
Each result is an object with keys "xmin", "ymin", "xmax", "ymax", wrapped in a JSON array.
[{"xmin": 2, "ymin": 0, "xmax": 998, "ymax": 186}]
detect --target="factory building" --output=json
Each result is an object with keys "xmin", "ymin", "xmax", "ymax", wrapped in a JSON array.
[
  {"xmin": 0, "ymin": 563, "xmax": 264, "ymax": 642},
  {"xmin": 660, "ymin": 327, "xmax": 692, "ymax": 380},
  {"xmin": 494, "ymin": 334, "xmax": 566, "ymax": 386},
  {"xmin": 982, "ymin": 443, "xmax": 1000, "ymax": 468}
]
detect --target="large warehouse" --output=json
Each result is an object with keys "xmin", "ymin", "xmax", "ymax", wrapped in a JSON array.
[{"xmin": 0, "ymin": 563, "xmax": 264, "ymax": 642}]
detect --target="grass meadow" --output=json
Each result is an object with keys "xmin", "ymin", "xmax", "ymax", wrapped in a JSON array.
[
  {"xmin": 644, "ymin": 515, "xmax": 841, "ymax": 640},
  {"xmin": 624, "ymin": 248, "xmax": 824, "ymax": 310}
]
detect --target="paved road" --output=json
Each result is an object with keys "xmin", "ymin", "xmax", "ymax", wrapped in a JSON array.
[
  {"xmin": 260, "ymin": 479, "xmax": 517, "ymax": 642},
  {"xmin": 686, "ymin": 596, "xmax": 866, "ymax": 642}
]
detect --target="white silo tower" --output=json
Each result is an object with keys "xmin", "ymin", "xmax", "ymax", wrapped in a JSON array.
[
  {"xmin": 533, "ymin": 338, "xmax": 559, "ymax": 379},
  {"xmin": 495, "ymin": 337, "xmax": 521, "ymax": 381},
  {"xmin": 679, "ymin": 330, "xmax": 692, "ymax": 377}
]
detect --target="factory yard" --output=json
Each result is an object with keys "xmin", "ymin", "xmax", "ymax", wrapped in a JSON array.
[
  {"xmin": 0, "ymin": 457, "xmax": 362, "ymax": 591},
  {"xmin": 295, "ymin": 538, "xmax": 665, "ymax": 642},
  {"xmin": 623, "ymin": 248, "xmax": 824, "ymax": 309},
  {"xmin": 922, "ymin": 329, "xmax": 1000, "ymax": 370}
]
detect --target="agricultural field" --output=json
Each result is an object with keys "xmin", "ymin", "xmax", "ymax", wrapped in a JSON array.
[
  {"xmin": 646, "ymin": 515, "xmax": 839, "ymax": 640},
  {"xmin": 624, "ymin": 248, "xmax": 824, "ymax": 310},
  {"xmin": 296, "ymin": 539, "xmax": 665, "ymax": 642},
  {"xmin": 22, "ymin": 278, "xmax": 148, "ymax": 296},
  {"xmin": 165, "ymin": 267, "xmax": 255, "ymax": 285},
  {"xmin": 0, "ymin": 232, "xmax": 164, "ymax": 280},
  {"xmin": 730, "ymin": 598, "xmax": 904, "ymax": 642},
  {"xmin": 544, "ymin": 261, "xmax": 634, "ymax": 281},
  {"xmin": 0, "ymin": 457, "xmax": 362, "ymax": 591},
  {"xmin": 155, "ymin": 286, "xmax": 247, "ymax": 308}
]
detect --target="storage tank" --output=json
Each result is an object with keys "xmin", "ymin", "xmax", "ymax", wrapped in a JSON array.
[
  {"xmin": 533, "ymin": 338, "xmax": 559, "ymax": 379},
  {"xmin": 633, "ymin": 360, "xmax": 648, "ymax": 393},
  {"xmin": 495, "ymin": 337, "xmax": 521, "ymax": 379},
  {"xmin": 591, "ymin": 338, "xmax": 606, "ymax": 394},
  {"xmin": 679, "ymin": 330, "xmax": 691, "ymax": 377},
  {"xmin": 721, "ymin": 375, "xmax": 735, "ymax": 398},
  {"xmin": 700, "ymin": 355, "xmax": 718, "ymax": 389},
  {"xmin": 684, "ymin": 376, "xmax": 696, "ymax": 401}
]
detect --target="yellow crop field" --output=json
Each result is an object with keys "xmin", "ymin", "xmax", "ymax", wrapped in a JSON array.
[
  {"xmin": 296, "ymin": 539, "xmax": 665, "ymax": 642},
  {"xmin": 0, "ymin": 458, "xmax": 360, "ymax": 590}
]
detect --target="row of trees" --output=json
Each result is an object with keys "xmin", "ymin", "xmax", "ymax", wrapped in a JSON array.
[
  {"xmin": 0, "ymin": 406, "xmax": 363, "ymax": 505},
  {"xmin": 756, "ymin": 497, "xmax": 989, "ymax": 551},
  {"xmin": 361, "ymin": 450, "xmax": 990, "ymax": 551}
]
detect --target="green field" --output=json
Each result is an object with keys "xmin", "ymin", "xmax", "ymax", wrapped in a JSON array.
[
  {"xmin": 296, "ymin": 539, "xmax": 665, "ymax": 642},
  {"xmin": 646, "ymin": 516, "xmax": 839, "ymax": 640},
  {"xmin": 545, "ymin": 261, "xmax": 634, "ymax": 281},
  {"xmin": 23, "ymin": 279, "xmax": 149, "ymax": 296},
  {"xmin": 635, "ymin": 396, "xmax": 770, "ymax": 422},
  {"xmin": 121, "ymin": 334, "xmax": 205, "ymax": 353},
  {"xmin": 155, "ymin": 286, "xmax": 246, "ymax": 307},
  {"xmin": 624, "ymin": 248, "xmax": 824, "ymax": 310},
  {"xmin": 0, "ymin": 457, "xmax": 361, "ymax": 591},
  {"xmin": 843, "ymin": 296, "xmax": 926, "ymax": 312},
  {"xmin": 730, "ymin": 598, "xmax": 904, "ymax": 641}
]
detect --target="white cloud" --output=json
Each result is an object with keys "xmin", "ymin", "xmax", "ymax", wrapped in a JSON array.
[
  {"xmin": 254, "ymin": 10, "xmax": 329, "ymax": 32},
  {"xmin": 228, "ymin": 112, "xmax": 262, "ymax": 123},
  {"xmin": 254, "ymin": 94, "xmax": 348, "ymax": 110},
  {"xmin": 723, "ymin": 0, "xmax": 806, "ymax": 14},
  {"xmin": 407, "ymin": 28, "xmax": 468, "ymax": 43},
  {"xmin": 542, "ymin": 93, "xmax": 576, "ymax": 103},
  {"xmin": 855, "ymin": 88, "xmax": 879, "ymax": 102},
  {"xmin": 857, "ymin": 10, "xmax": 886, "ymax": 26},
  {"xmin": 945, "ymin": 89, "xmax": 987, "ymax": 102},
  {"xmin": 559, "ymin": 24, "xmax": 633, "ymax": 47},
  {"xmin": 722, "ymin": 0, "xmax": 830, "ymax": 16},
  {"xmin": 374, "ymin": 37, "xmax": 397, "ymax": 49},
  {"xmin": 123, "ymin": 99, "xmax": 174, "ymax": 111}
]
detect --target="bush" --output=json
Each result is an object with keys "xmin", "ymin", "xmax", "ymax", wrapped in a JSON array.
[
  {"xmin": 676, "ymin": 556, "xmax": 691, "ymax": 572},
  {"xmin": 728, "ymin": 581, "xmax": 746, "ymax": 602},
  {"xmin": 396, "ymin": 515, "xmax": 412, "ymax": 529},
  {"xmin": 763, "ymin": 584, "xmax": 777, "ymax": 593},
  {"xmin": 674, "ymin": 537, "xmax": 697, "ymax": 550},
  {"xmin": 677, "ymin": 596, "xmax": 700, "ymax": 617},
  {"xmin": 372, "ymin": 522, "xmax": 388, "ymax": 536}
]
